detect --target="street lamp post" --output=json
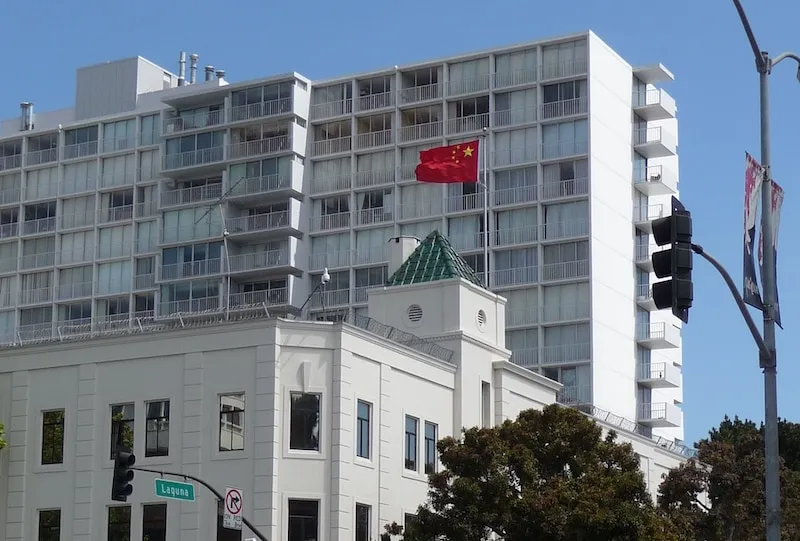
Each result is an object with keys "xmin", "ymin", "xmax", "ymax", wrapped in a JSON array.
[{"xmin": 731, "ymin": 2, "xmax": 799, "ymax": 539}]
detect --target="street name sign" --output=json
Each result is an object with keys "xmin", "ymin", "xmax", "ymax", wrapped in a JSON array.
[{"xmin": 154, "ymin": 479, "xmax": 196, "ymax": 502}]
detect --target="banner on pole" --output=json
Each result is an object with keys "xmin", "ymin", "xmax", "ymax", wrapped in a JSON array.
[
  {"xmin": 758, "ymin": 179, "xmax": 784, "ymax": 328},
  {"xmin": 743, "ymin": 152, "xmax": 764, "ymax": 309}
]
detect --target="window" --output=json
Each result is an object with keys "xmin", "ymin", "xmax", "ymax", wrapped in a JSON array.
[
  {"xmin": 111, "ymin": 404, "xmax": 135, "ymax": 459},
  {"xmin": 41, "ymin": 410, "xmax": 65, "ymax": 465},
  {"xmin": 404, "ymin": 513, "xmax": 419, "ymax": 537},
  {"xmin": 220, "ymin": 393, "xmax": 245, "ymax": 452},
  {"xmin": 355, "ymin": 503, "xmax": 370, "ymax": 541},
  {"xmin": 287, "ymin": 499, "xmax": 319, "ymax": 541},
  {"xmin": 145, "ymin": 400, "xmax": 170, "ymax": 457},
  {"xmin": 424, "ymin": 421, "xmax": 438, "ymax": 474},
  {"xmin": 289, "ymin": 392, "xmax": 321, "ymax": 451},
  {"xmin": 356, "ymin": 400, "xmax": 371, "ymax": 459},
  {"xmin": 142, "ymin": 503, "xmax": 167, "ymax": 541},
  {"xmin": 38, "ymin": 509, "xmax": 61, "ymax": 541},
  {"xmin": 107, "ymin": 506, "xmax": 131, "ymax": 541},
  {"xmin": 405, "ymin": 415, "xmax": 418, "ymax": 471}
]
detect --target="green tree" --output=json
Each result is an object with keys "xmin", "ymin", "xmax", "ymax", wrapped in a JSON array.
[
  {"xmin": 0, "ymin": 422, "xmax": 6, "ymax": 450},
  {"xmin": 658, "ymin": 415, "xmax": 800, "ymax": 541},
  {"xmin": 384, "ymin": 405, "xmax": 682, "ymax": 541}
]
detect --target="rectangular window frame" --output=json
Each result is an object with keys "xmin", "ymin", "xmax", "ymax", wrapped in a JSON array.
[
  {"xmin": 287, "ymin": 499, "xmax": 320, "ymax": 541},
  {"xmin": 107, "ymin": 505, "xmax": 132, "ymax": 541},
  {"xmin": 424, "ymin": 421, "xmax": 438, "ymax": 474},
  {"xmin": 288, "ymin": 391, "xmax": 322, "ymax": 453},
  {"xmin": 355, "ymin": 503, "xmax": 371, "ymax": 541},
  {"xmin": 356, "ymin": 400, "xmax": 372, "ymax": 460},
  {"xmin": 219, "ymin": 393, "xmax": 246, "ymax": 452},
  {"xmin": 145, "ymin": 399, "xmax": 170, "ymax": 458},
  {"xmin": 404, "ymin": 415, "xmax": 419, "ymax": 472},
  {"xmin": 142, "ymin": 503, "xmax": 167, "ymax": 541},
  {"xmin": 110, "ymin": 403, "xmax": 135, "ymax": 460},
  {"xmin": 38, "ymin": 509, "xmax": 61, "ymax": 541},
  {"xmin": 41, "ymin": 409, "xmax": 65, "ymax": 466}
]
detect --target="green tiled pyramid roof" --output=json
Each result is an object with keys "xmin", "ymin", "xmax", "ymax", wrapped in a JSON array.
[{"xmin": 387, "ymin": 230, "xmax": 486, "ymax": 288}]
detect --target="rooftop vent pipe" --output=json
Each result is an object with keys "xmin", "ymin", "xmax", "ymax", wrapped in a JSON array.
[
  {"xmin": 177, "ymin": 51, "xmax": 186, "ymax": 87},
  {"xmin": 204, "ymin": 66, "xmax": 215, "ymax": 82},
  {"xmin": 189, "ymin": 54, "xmax": 199, "ymax": 84},
  {"xmin": 20, "ymin": 102, "xmax": 34, "ymax": 131},
  {"xmin": 215, "ymin": 69, "xmax": 226, "ymax": 81}
]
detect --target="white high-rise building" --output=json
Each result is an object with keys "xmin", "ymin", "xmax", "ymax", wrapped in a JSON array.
[{"xmin": 0, "ymin": 30, "xmax": 683, "ymax": 443}]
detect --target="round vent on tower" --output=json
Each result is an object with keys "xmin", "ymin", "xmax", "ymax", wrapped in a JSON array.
[
  {"xmin": 407, "ymin": 304, "xmax": 424, "ymax": 325},
  {"xmin": 476, "ymin": 309, "xmax": 487, "ymax": 330}
]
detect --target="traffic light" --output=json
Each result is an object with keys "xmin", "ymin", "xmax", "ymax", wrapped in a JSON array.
[
  {"xmin": 111, "ymin": 446, "xmax": 135, "ymax": 502},
  {"xmin": 650, "ymin": 196, "xmax": 693, "ymax": 324}
]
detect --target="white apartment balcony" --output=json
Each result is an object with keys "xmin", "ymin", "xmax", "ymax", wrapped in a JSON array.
[
  {"xmin": 540, "ymin": 177, "xmax": 589, "ymax": 201},
  {"xmin": 353, "ymin": 285, "xmax": 382, "ymax": 304},
  {"xmin": 539, "ymin": 342, "xmax": 591, "ymax": 366},
  {"xmin": 59, "ymin": 210, "xmax": 94, "ymax": 230},
  {"xmin": 352, "ymin": 245, "xmax": 388, "ymax": 266},
  {"xmin": 99, "ymin": 169, "xmax": 135, "ymax": 189},
  {"xmin": 22, "ymin": 217, "xmax": 56, "ymax": 236},
  {"xmin": 228, "ymin": 248, "xmax": 296, "ymax": 278},
  {"xmin": 633, "ymin": 88, "xmax": 676, "ymax": 121},
  {"xmin": 356, "ymin": 130, "xmax": 393, "ymax": 150},
  {"xmin": 229, "ymin": 174, "xmax": 298, "ymax": 205},
  {"xmin": 541, "ymin": 260, "xmax": 590, "ymax": 282},
  {"xmin": 0, "ymin": 223, "xmax": 19, "ymax": 239},
  {"xmin": 311, "ymin": 137, "xmax": 352, "ymax": 157},
  {"xmin": 400, "ymin": 122, "xmax": 443, "ymax": 143},
  {"xmin": 0, "ymin": 256, "xmax": 16, "ymax": 273},
  {"xmin": 634, "ymin": 164, "xmax": 677, "ymax": 195},
  {"xmin": 541, "ymin": 302, "xmax": 591, "ymax": 324},
  {"xmin": 541, "ymin": 139, "xmax": 589, "ymax": 161},
  {"xmin": 97, "ymin": 205, "xmax": 134, "ymax": 224},
  {"xmin": 134, "ymin": 273, "xmax": 155, "ymax": 290},
  {"xmin": 539, "ymin": 97, "xmax": 588, "ymax": 121},
  {"xmin": 0, "ymin": 188, "xmax": 20, "ymax": 206},
  {"xmin": 311, "ymin": 289, "xmax": 350, "ymax": 309},
  {"xmin": 540, "ymin": 219, "xmax": 590, "ymax": 242},
  {"xmin": 510, "ymin": 348, "xmax": 537, "ymax": 368},
  {"xmin": 309, "ymin": 99, "xmax": 353, "ymax": 121},
  {"xmin": 446, "ymin": 74, "xmax": 491, "ymax": 97},
  {"xmin": 491, "ymin": 266, "xmax": 538, "ymax": 288},
  {"xmin": 136, "ymin": 201, "xmax": 159, "ymax": 219},
  {"xmin": 447, "ymin": 113, "xmax": 490, "ymax": 135},
  {"xmin": 163, "ymin": 109, "xmax": 224, "ymax": 136},
  {"xmin": 635, "ymin": 284, "xmax": 657, "ymax": 311},
  {"xmin": 354, "ymin": 168, "xmax": 395, "ymax": 190},
  {"xmin": 399, "ymin": 83, "xmax": 442, "ymax": 105},
  {"xmin": 633, "ymin": 127, "xmax": 677, "ymax": 159},
  {"xmin": 312, "ymin": 211, "xmax": 351, "ymax": 232},
  {"xmin": 228, "ymin": 135, "xmax": 291, "ymax": 161},
  {"xmin": 494, "ymin": 186, "xmax": 537, "ymax": 207},
  {"xmin": 228, "ymin": 98, "xmax": 293, "ymax": 124},
  {"xmin": 492, "ymin": 106, "xmax": 537, "ymax": 129},
  {"xmin": 637, "ymin": 322, "xmax": 680, "ymax": 349},
  {"xmin": 492, "ymin": 147, "xmax": 537, "ymax": 167},
  {"xmin": 635, "ymin": 244, "xmax": 660, "ymax": 272},
  {"xmin": 159, "ymin": 258, "xmax": 223, "ymax": 281},
  {"xmin": 506, "ymin": 307, "xmax": 539, "ymax": 328},
  {"xmin": 445, "ymin": 192, "xmax": 484, "ymax": 213},
  {"xmin": 162, "ymin": 147, "xmax": 225, "ymax": 175},
  {"xmin": 225, "ymin": 210, "xmax": 297, "ymax": 240},
  {"xmin": 19, "ymin": 286, "xmax": 53, "ymax": 305},
  {"xmin": 309, "ymin": 250, "xmax": 351, "ymax": 271},
  {"xmin": 55, "ymin": 318, "xmax": 94, "ymax": 338},
  {"xmin": 311, "ymin": 174, "xmax": 352, "ymax": 194},
  {"xmin": 638, "ymin": 402, "xmax": 681, "ymax": 428},
  {"xmin": 355, "ymin": 207, "xmax": 393, "ymax": 226},
  {"xmin": 101, "ymin": 137, "xmax": 135, "ymax": 154},
  {"xmin": 557, "ymin": 385, "xmax": 592, "ymax": 406},
  {"xmin": 492, "ymin": 67, "xmax": 538, "ymax": 89},
  {"xmin": 16, "ymin": 322, "xmax": 53, "ymax": 342},
  {"xmin": 0, "ymin": 154, "xmax": 22, "ymax": 171},
  {"xmin": 397, "ymin": 163, "xmax": 418, "ymax": 182},
  {"xmin": 540, "ymin": 58, "xmax": 588, "ymax": 81},
  {"xmin": 97, "ymin": 242, "xmax": 132, "ymax": 260},
  {"xmin": 228, "ymin": 288, "xmax": 290, "ymax": 310},
  {"xmin": 495, "ymin": 225, "xmax": 537, "ymax": 247},
  {"xmin": 358, "ymin": 92, "xmax": 394, "ymax": 112},
  {"xmin": 159, "ymin": 296, "xmax": 221, "ymax": 316},
  {"xmin": 398, "ymin": 199, "xmax": 442, "ymax": 220},
  {"xmin": 57, "ymin": 281, "xmax": 93, "ymax": 301},
  {"xmin": 161, "ymin": 184, "xmax": 223, "ymax": 208},
  {"xmin": 633, "ymin": 203, "xmax": 665, "ymax": 233},
  {"xmin": 62, "ymin": 141, "xmax": 98, "ymax": 161},
  {"xmin": 637, "ymin": 361, "xmax": 681, "ymax": 389},
  {"xmin": 449, "ymin": 232, "xmax": 485, "ymax": 252},
  {"xmin": 26, "ymin": 148, "xmax": 58, "ymax": 167}
]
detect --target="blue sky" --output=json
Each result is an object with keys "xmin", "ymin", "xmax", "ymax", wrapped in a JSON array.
[{"xmin": 1, "ymin": 0, "xmax": 798, "ymax": 445}]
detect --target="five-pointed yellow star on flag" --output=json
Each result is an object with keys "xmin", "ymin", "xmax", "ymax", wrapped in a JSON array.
[{"xmin": 463, "ymin": 146, "xmax": 474, "ymax": 157}]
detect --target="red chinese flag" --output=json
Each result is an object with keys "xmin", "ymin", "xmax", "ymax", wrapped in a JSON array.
[{"xmin": 414, "ymin": 140, "xmax": 480, "ymax": 183}]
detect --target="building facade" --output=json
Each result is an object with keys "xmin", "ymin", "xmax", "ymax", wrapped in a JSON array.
[
  {"xmin": 0, "ymin": 234, "xmax": 690, "ymax": 541},
  {"xmin": 0, "ymin": 30, "xmax": 683, "ymax": 445}
]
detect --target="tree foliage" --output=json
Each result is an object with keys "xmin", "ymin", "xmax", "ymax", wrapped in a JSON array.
[
  {"xmin": 658, "ymin": 415, "xmax": 800, "ymax": 541},
  {"xmin": 0, "ymin": 422, "xmax": 6, "ymax": 450},
  {"xmin": 385, "ymin": 404, "xmax": 681, "ymax": 541}
]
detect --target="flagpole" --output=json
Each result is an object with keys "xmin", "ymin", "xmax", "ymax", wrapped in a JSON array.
[{"xmin": 481, "ymin": 127, "xmax": 489, "ymax": 288}]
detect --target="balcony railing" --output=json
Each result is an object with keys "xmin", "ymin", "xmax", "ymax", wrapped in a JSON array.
[
  {"xmin": 160, "ymin": 258, "xmax": 222, "ymax": 280},
  {"xmin": 539, "ymin": 97, "xmax": 588, "ymax": 120},
  {"xmin": 540, "ymin": 259, "xmax": 590, "ymax": 282},
  {"xmin": 26, "ymin": 148, "xmax": 58, "ymax": 166},
  {"xmin": 540, "ymin": 219, "xmax": 589, "ymax": 241},
  {"xmin": 634, "ymin": 203, "xmax": 664, "ymax": 222},
  {"xmin": 228, "ymin": 249, "xmax": 288, "ymax": 273},
  {"xmin": 356, "ymin": 130, "xmax": 393, "ymax": 149},
  {"xmin": 557, "ymin": 385, "xmax": 592, "ymax": 406},
  {"xmin": 311, "ymin": 289, "xmax": 350, "ymax": 308},
  {"xmin": 311, "ymin": 137, "xmax": 352, "ymax": 157},
  {"xmin": 229, "ymin": 98, "xmax": 292, "ymax": 123},
  {"xmin": 134, "ymin": 273, "xmax": 155, "ymax": 290},
  {"xmin": 399, "ymin": 200, "xmax": 442, "ymax": 220},
  {"xmin": 352, "ymin": 246, "xmax": 387, "ymax": 266},
  {"xmin": 310, "ymin": 250, "xmax": 351, "ymax": 270},
  {"xmin": 541, "ymin": 301, "xmax": 591, "ymax": 323},
  {"xmin": 162, "ymin": 147, "xmax": 225, "ymax": 171},
  {"xmin": 227, "ymin": 135, "xmax": 290, "ymax": 160},
  {"xmin": 312, "ymin": 212, "xmax": 351, "ymax": 231},
  {"xmin": 540, "ymin": 140, "xmax": 589, "ymax": 161},
  {"xmin": 22, "ymin": 217, "xmax": 56, "ymax": 235},
  {"xmin": 491, "ymin": 266, "xmax": 538, "ymax": 287},
  {"xmin": 99, "ymin": 169, "xmax": 135, "ymax": 189},
  {"xmin": 0, "ymin": 223, "xmax": 19, "ymax": 238},
  {"xmin": 540, "ymin": 177, "xmax": 589, "ymax": 201},
  {"xmin": 60, "ymin": 210, "xmax": 95, "ymax": 229},
  {"xmin": 136, "ymin": 201, "xmax": 158, "ymax": 218},
  {"xmin": 62, "ymin": 141, "xmax": 99, "ymax": 160},
  {"xmin": 400, "ymin": 122, "xmax": 443, "ymax": 142},
  {"xmin": 539, "ymin": 342, "xmax": 591, "ymax": 365},
  {"xmin": 492, "ymin": 106, "xmax": 537, "ymax": 128},
  {"xmin": 161, "ymin": 183, "xmax": 223, "ymax": 207},
  {"xmin": 492, "ymin": 68, "xmax": 538, "ymax": 88},
  {"xmin": 495, "ymin": 225, "xmax": 537, "ymax": 246},
  {"xmin": 160, "ymin": 297, "xmax": 221, "ymax": 315},
  {"xmin": 20, "ymin": 251, "xmax": 55, "ymax": 270},
  {"xmin": 19, "ymin": 286, "xmax": 53, "ymax": 305},
  {"xmin": 358, "ymin": 92, "xmax": 394, "ymax": 111},
  {"xmin": 447, "ymin": 113, "xmax": 490, "ymax": 135},
  {"xmin": 446, "ymin": 192, "xmax": 484, "ymax": 213},
  {"xmin": 226, "ymin": 211, "xmax": 289, "ymax": 234},
  {"xmin": 494, "ymin": 186, "xmax": 537, "ymax": 207},
  {"xmin": 492, "ymin": 147, "xmax": 537, "ymax": 167},
  {"xmin": 101, "ymin": 137, "xmax": 135, "ymax": 154},
  {"xmin": 230, "ymin": 174, "xmax": 290, "ymax": 198},
  {"xmin": 309, "ymin": 99, "xmax": 353, "ymax": 120},
  {"xmin": 540, "ymin": 58, "xmax": 587, "ymax": 80},
  {"xmin": 311, "ymin": 174, "xmax": 351, "ymax": 194},
  {"xmin": 449, "ymin": 232, "xmax": 485, "ymax": 252},
  {"xmin": 399, "ymin": 83, "xmax": 442, "ymax": 104},
  {"xmin": 229, "ymin": 288, "xmax": 288, "ymax": 308},
  {"xmin": 57, "ymin": 281, "xmax": 93, "ymax": 300},
  {"xmin": 506, "ymin": 307, "xmax": 539, "ymax": 327},
  {"xmin": 355, "ymin": 207, "xmax": 392, "ymax": 226},
  {"xmin": 98, "ymin": 205, "xmax": 134, "ymax": 224},
  {"xmin": 0, "ymin": 155, "xmax": 22, "ymax": 171},
  {"xmin": 163, "ymin": 109, "xmax": 224, "ymax": 135},
  {"xmin": 447, "ymin": 75, "xmax": 491, "ymax": 96}
]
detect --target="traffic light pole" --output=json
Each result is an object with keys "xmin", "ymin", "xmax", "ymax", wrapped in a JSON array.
[{"xmin": 132, "ymin": 466, "xmax": 269, "ymax": 541}]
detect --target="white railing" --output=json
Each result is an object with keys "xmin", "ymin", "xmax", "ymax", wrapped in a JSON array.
[
  {"xmin": 134, "ymin": 274, "xmax": 155, "ymax": 290},
  {"xmin": 495, "ymin": 225, "xmax": 537, "ymax": 246},
  {"xmin": 311, "ymin": 137, "xmax": 352, "ymax": 157},
  {"xmin": 540, "ymin": 58, "xmax": 587, "ymax": 80},
  {"xmin": 227, "ymin": 135, "xmax": 290, "ymax": 160},
  {"xmin": 229, "ymin": 288, "xmax": 288, "ymax": 308},
  {"xmin": 540, "ymin": 260, "xmax": 590, "ymax": 282},
  {"xmin": 539, "ymin": 342, "xmax": 591, "ymax": 365},
  {"xmin": 161, "ymin": 184, "xmax": 223, "ymax": 207},
  {"xmin": 355, "ymin": 207, "xmax": 392, "ymax": 226},
  {"xmin": 540, "ymin": 177, "xmax": 589, "ymax": 201},
  {"xmin": 136, "ymin": 201, "xmax": 159, "ymax": 218},
  {"xmin": 226, "ymin": 211, "xmax": 290, "ymax": 234},
  {"xmin": 492, "ymin": 67, "xmax": 538, "ymax": 88},
  {"xmin": 447, "ymin": 75, "xmax": 491, "ymax": 96},
  {"xmin": 494, "ymin": 186, "xmax": 537, "ymax": 206},
  {"xmin": 492, "ymin": 147, "xmax": 537, "ymax": 167},
  {"xmin": 160, "ymin": 258, "xmax": 222, "ymax": 280},
  {"xmin": 447, "ymin": 113, "xmax": 490, "ymax": 134},
  {"xmin": 162, "ymin": 147, "xmax": 225, "ymax": 171},
  {"xmin": 0, "ymin": 155, "xmax": 22, "ymax": 171},
  {"xmin": 160, "ymin": 297, "xmax": 221, "ymax": 315},
  {"xmin": 400, "ymin": 122, "xmax": 443, "ymax": 142},
  {"xmin": 352, "ymin": 246, "xmax": 388, "ymax": 266},
  {"xmin": 557, "ymin": 385, "xmax": 592, "ymax": 406},
  {"xmin": 356, "ymin": 130, "xmax": 393, "ymax": 149},
  {"xmin": 445, "ymin": 193, "xmax": 484, "ymax": 213},
  {"xmin": 98, "ymin": 205, "xmax": 133, "ymax": 224},
  {"xmin": 633, "ymin": 127, "xmax": 665, "ymax": 146},
  {"xmin": 309, "ymin": 250, "xmax": 351, "ymax": 271},
  {"xmin": 449, "ymin": 232, "xmax": 485, "ymax": 252},
  {"xmin": 312, "ymin": 212, "xmax": 351, "ymax": 231},
  {"xmin": 60, "ymin": 210, "xmax": 95, "ymax": 229},
  {"xmin": 539, "ymin": 219, "xmax": 589, "ymax": 241},
  {"xmin": 101, "ymin": 137, "xmax": 135, "ymax": 154},
  {"xmin": 311, "ymin": 289, "xmax": 350, "ymax": 308},
  {"xmin": 399, "ymin": 200, "xmax": 442, "ymax": 220},
  {"xmin": 541, "ymin": 302, "xmax": 591, "ymax": 323},
  {"xmin": 228, "ymin": 98, "xmax": 292, "ymax": 123},
  {"xmin": 492, "ymin": 106, "xmax": 537, "ymax": 128},
  {"xmin": 539, "ymin": 97, "xmax": 588, "ymax": 120},
  {"xmin": 0, "ymin": 223, "xmax": 19, "ymax": 238},
  {"xmin": 26, "ymin": 148, "xmax": 58, "ymax": 166},
  {"xmin": 633, "ymin": 204, "xmax": 664, "ymax": 222},
  {"xmin": 62, "ymin": 141, "xmax": 98, "ymax": 160},
  {"xmin": 399, "ymin": 83, "xmax": 442, "ymax": 104},
  {"xmin": 311, "ymin": 174, "xmax": 351, "ymax": 194},
  {"xmin": 354, "ymin": 169, "xmax": 394, "ymax": 189},
  {"xmin": 309, "ymin": 99, "xmax": 352, "ymax": 120},
  {"xmin": 491, "ymin": 266, "xmax": 538, "ymax": 287},
  {"xmin": 99, "ymin": 169, "xmax": 135, "ymax": 189},
  {"xmin": 22, "ymin": 216, "xmax": 56, "ymax": 235},
  {"xmin": 229, "ymin": 249, "xmax": 288, "ymax": 272},
  {"xmin": 163, "ymin": 109, "xmax": 224, "ymax": 134},
  {"xmin": 540, "ymin": 140, "xmax": 589, "ymax": 161},
  {"xmin": 506, "ymin": 307, "xmax": 539, "ymax": 327},
  {"xmin": 358, "ymin": 92, "xmax": 394, "ymax": 111},
  {"xmin": 230, "ymin": 174, "xmax": 290, "ymax": 197},
  {"xmin": 57, "ymin": 281, "xmax": 93, "ymax": 300},
  {"xmin": 19, "ymin": 286, "xmax": 53, "ymax": 305}
]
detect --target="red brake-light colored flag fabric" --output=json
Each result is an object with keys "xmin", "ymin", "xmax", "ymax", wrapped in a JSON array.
[{"xmin": 414, "ymin": 140, "xmax": 480, "ymax": 183}]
